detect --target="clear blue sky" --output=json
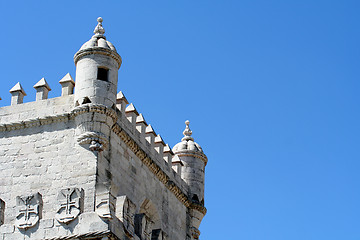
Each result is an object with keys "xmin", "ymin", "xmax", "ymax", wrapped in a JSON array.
[{"xmin": 1, "ymin": 1, "xmax": 359, "ymax": 239}]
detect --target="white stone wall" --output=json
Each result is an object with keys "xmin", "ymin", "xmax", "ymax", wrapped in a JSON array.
[
  {"xmin": 0, "ymin": 94, "xmax": 194, "ymax": 239},
  {"xmin": 109, "ymin": 131, "xmax": 188, "ymax": 239}
]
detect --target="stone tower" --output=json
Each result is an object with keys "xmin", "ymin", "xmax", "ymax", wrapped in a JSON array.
[{"xmin": 0, "ymin": 18, "xmax": 208, "ymax": 240}]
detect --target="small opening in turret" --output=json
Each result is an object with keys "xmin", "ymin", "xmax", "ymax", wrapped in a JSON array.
[
  {"xmin": 97, "ymin": 67, "xmax": 108, "ymax": 81},
  {"xmin": 192, "ymin": 194, "xmax": 200, "ymax": 203}
]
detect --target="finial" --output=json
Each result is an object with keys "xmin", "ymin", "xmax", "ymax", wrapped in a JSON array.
[
  {"xmin": 182, "ymin": 120, "xmax": 194, "ymax": 141},
  {"xmin": 93, "ymin": 17, "xmax": 105, "ymax": 37}
]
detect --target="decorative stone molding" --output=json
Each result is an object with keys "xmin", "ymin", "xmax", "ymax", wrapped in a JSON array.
[
  {"xmin": 55, "ymin": 188, "xmax": 84, "ymax": 224},
  {"xmin": 74, "ymin": 47, "xmax": 122, "ymax": 68},
  {"xmin": 172, "ymin": 151, "xmax": 208, "ymax": 166},
  {"xmin": 45, "ymin": 230, "xmax": 112, "ymax": 240},
  {"xmin": 15, "ymin": 193, "xmax": 42, "ymax": 229},
  {"xmin": 116, "ymin": 195, "xmax": 136, "ymax": 237},
  {"xmin": 71, "ymin": 104, "xmax": 118, "ymax": 124},
  {"xmin": 0, "ymin": 114, "xmax": 71, "ymax": 132}
]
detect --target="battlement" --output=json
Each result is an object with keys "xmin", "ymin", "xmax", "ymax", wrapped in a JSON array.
[{"xmin": 0, "ymin": 76, "xmax": 205, "ymax": 212}]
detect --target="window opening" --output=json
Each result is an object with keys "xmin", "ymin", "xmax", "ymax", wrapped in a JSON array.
[{"xmin": 97, "ymin": 67, "xmax": 108, "ymax": 81}]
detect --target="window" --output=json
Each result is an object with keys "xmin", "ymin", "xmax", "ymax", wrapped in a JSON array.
[{"xmin": 97, "ymin": 67, "xmax": 108, "ymax": 81}]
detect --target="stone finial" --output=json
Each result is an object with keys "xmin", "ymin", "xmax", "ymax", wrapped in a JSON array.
[
  {"xmin": 9, "ymin": 82, "xmax": 26, "ymax": 105},
  {"xmin": 59, "ymin": 73, "xmax": 75, "ymax": 96},
  {"xmin": 125, "ymin": 103, "xmax": 139, "ymax": 128},
  {"xmin": 33, "ymin": 78, "xmax": 51, "ymax": 100},
  {"xmin": 94, "ymin": 17, "xmax": 105, "ymax": 37},
  {"xmin": 154, "ymin": 134, "xmax": 166, "ymax": 156},
  {"xmin": 182, "ymin": 120, "xmax": 194, "ymax": 141},
  {"xmin": 116, "ymin": 91, "xmax": 129, "ymax": 113}
]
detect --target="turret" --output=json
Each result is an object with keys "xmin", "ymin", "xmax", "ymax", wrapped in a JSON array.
[
  {"xmin": 173, "ymin": 121, "xmax": 208, "ymax": 239},
  {"xmin": 74, "ymin": 17, "xmax": 122, "ymax": 108},
  {"xmin": 72, "ymin": 17, "xmax": 120, "ymax": 152},
  {"xmin": 173, "ymin": 121, "xmax": 207, "ymax": 203}
]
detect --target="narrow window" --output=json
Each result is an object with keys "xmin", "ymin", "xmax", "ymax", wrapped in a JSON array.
[{"xmin": 97, "ymin": 67, "xmax": 108, "ymax": 81}]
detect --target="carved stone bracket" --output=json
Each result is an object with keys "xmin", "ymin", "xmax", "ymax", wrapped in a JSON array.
[
  {"xmin": 55, "ymin": 188, "xmax": 84, "ymax": 224},
  {"xmin": 190, "ymin": 227, "xmax": 200, "ymax": 240},
  {"xmin": 77, "ymin": 131, "xmax": 109, "ymax": 152},
  {"xmin": 15, "ymin": 193, "xmax": 42, "ymax": 229}
]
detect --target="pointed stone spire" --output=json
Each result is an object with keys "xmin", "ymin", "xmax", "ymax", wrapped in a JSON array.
[
  {"xmin": 182, "ymin": 120, "xmax": 194, "ymax": 141},
  {"xmin": 93, "ymin": 17, "xmax": 105, "ymax": 38},
  {"xmin": 116, "ymin": 91, "xmax": 129, "ymax": 113},
  {"xmin": 34, "ymin": 78, "xmax": 51, "ymax": 100},
  {"xmin": 9, "ymin": 82, "xmax": 26, "ymax": 105},
  {"xmin": 59, "ymin": 73, "xmax": 75, "ymax": 96}
]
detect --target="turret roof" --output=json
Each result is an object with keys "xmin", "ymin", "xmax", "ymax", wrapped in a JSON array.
[
  {"xmin": 78, "ymin": 17, "xmax": 117, "ymax": 52},
  {"xmin": 172, "ymin": 120, "xmax": 204, "ymax": 154}
]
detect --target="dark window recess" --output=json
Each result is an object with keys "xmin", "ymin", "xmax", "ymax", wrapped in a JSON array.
[
  {"xmin": 192, "ymin": 194, "xmax": 200, "ymax": 203},
  {"xmin": 97, "ymin": 68, "xmax": 108, "ymax": 81}
]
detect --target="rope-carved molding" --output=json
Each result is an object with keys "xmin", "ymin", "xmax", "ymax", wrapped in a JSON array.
[{"xmin": 45, "ymin": 229, "xmax": 113, "ymax": 240}]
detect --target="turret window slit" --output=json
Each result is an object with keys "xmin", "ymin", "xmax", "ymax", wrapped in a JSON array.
[{"xmin": 97, "ymin": 67, "xmax": 108, "ymax": 81}]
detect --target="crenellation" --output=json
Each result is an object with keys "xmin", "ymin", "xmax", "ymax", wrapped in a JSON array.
[
  {"xmin": 136, "ymin": 113, "xmax": 148, "ymax": 145},
  {"xmin": 59, "ymin": 73, "xmax": 75, "ymax": 96},
  {"xmin": 125, "ymin": 103, "xmax": 139, "ymax": 129},
  {"xmin": 9, "ymin": 82, "xmax": 26, "ymax": 105},
  {"xmin": 154, "ymin": 134, "xmax": 166, "ymax": 157},
  {"xmin": 33, "ymin": 78, "xmax": 51, "ymax": 101},
  {"xmin": 163, "ymin": 144, "xmax": 174, "ymax": 168},
  {"xmin": 145, "ymin": 124, "xmax": 156, "ymax": 155},
  {"xmin": 116, "ymin": 91, "xmax": 128, "ymax": 113}
]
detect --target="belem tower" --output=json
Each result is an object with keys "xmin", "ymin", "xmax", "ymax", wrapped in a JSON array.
[{"xmin": 0, "ymin": 18, "xmax": 208, "ymax": 240}]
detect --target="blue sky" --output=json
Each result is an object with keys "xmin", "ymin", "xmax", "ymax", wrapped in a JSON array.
[{"xmin": 1, "ymin": 1, "xmax": 360, "ymax": 239}]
